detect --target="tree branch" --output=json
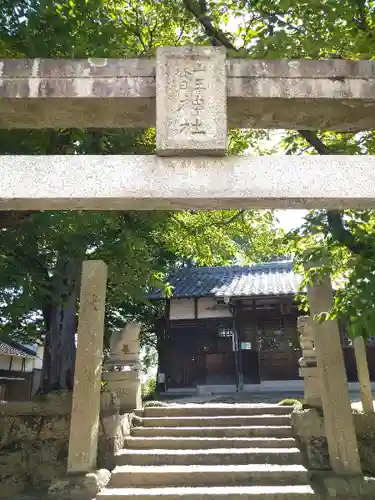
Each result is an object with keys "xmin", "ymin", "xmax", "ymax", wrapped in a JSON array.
[
  {"xmin": 180, "ymin": 1, "xmax": 336, "ymax": 156},
  {"xmin": 327, "ymin": 210, "xmax": 374, "ymax": 258},
  {"xmin": 353, "ymin": 0, "xmax": 369, "ymax": 31},
  {"xmin": 182, "ymin": 0, "xmax": 235, "ymax": 49},
  {"xmin": 120, "ymin": 1, "xmax": 148, "ymax": 53},
  {"xmin": 198, "ymin": 0, "xmax": 208, "ymax": 14},
  {"xmin": 297, "ymin": 130, "xmax": 336, "ymax": 155},
  {"xmin": 221, "ymin": 210, "xmax": 246, "ymax": 226},
  {"xmin": 297, "ymin": 133, "xmax": 374, "ymax": 259},
  {"xmin": 181, "ymin": 0, "xmax": 374, "ymax": 260},
  {"xmin": 260, "ymin": 11, "xmax": 304, "ymax": 34},
  {"xmin": 176, "ymin": 18, "xmax": 188, "ymax": 43}
]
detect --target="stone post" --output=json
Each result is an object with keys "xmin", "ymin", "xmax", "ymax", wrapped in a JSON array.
[
  {"xmin": 67, "ymin": 260, "xmax": 108, "ymax": 474},
  {"xmin": 297, "ymin": 316, "xmax": 321, "ymax": 407},
  {"xmin": 102, "ymin": 322, "xmax": 142, "ymax": 413},
  {"xmin": 306, "ymin": 270, "xmax": 362, "ymax": 475},
  {"xmin": 353, "ymin": 335, "xmax": 374, "ymax": 413},
  {"xmin": 156, "ymin": 45, "xmax": 227, "ymax": 156}
]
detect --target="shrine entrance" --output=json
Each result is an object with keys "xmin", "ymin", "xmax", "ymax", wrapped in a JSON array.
[
  {"xmin": 164, "ymin": 318, "xmax": 239, "ymax": 389},
  {"xmin": 1, "ymin": 45, "xmax": 373, "ymax": 479}
]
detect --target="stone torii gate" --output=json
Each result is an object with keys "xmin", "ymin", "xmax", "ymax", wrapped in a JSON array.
[{"xmin": 1, "ymin": 46, "xmax": 374, "ymax": 484}]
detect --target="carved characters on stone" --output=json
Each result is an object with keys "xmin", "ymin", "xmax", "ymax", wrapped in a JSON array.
[
  {"xmin": 156, "ymin": 46, "xmax": 227, "ymax": 156},
  {"xmin": 176, "ymin": 62, "xmax": 207, "ymax": 136}
]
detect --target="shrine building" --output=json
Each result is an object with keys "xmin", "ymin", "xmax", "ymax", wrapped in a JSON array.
[{"xmin": 150, "ymin": 260, "xmax": 375, "ymax": 395}]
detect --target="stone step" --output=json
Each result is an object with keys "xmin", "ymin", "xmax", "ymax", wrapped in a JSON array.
[
  {"xmin": 97, "ymin": 485, "xmax": 316, "ymax": 499},
  {"xmin": 140, "ymin": 415, "xmax": 290, "ymax": 428},
  {"xmin": 125, "ymin": 436, "xmax": 298, "ymax": 450},
  {"xmin": 108, "ymin": 464, "xmax": 309, "ymax": 488},
  {"xmin": 137, "ymin": 404, "xmax": 294, "ymax": 418},
  {"xmin": 131, "ymin": 426, "xmax": 293, "ymax": 438},
  {"xmin": 115, "ymin": 447, "xmax": 303, "ymax": 466}
]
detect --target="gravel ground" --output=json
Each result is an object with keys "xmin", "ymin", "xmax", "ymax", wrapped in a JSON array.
[
  {"xmin": 157, "ymin": 392, "xmax": 301, "ymax": 405},
  {"xmin": 162, "ymin": 390, "xmax": 372, "ymax": 407}
]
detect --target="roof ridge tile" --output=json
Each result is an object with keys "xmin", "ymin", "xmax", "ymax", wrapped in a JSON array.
[{"xmin": 149, "ymin": 261, "xmax": 300, "ymax": 300}]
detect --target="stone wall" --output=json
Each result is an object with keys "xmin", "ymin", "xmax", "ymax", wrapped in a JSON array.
[
  {"xmin": 0, "ymin": 393, "xmax": 132, "ymax": 499},
  {"xmin": 292, "ymin": 408, "xmax": 375, "ymax": 474}
]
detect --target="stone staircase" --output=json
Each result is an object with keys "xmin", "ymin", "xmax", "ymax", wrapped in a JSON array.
[{"xmin": 98, "ymin": 404, "xmax": 316, "ymax": 499}]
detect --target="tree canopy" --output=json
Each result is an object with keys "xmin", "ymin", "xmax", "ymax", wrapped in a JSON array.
[
  {"xmin": 0, "ymin": 0, "xmax": 289, "ymax": 391},
  {"xmin": 0, "ymin": 0, "xmax": 374, "ymax": 390}
]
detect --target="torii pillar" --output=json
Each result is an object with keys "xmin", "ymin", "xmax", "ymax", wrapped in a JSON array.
[
  {"xmin": 306, "ymin": 268, "xmax": 361, "ymax": 476},
  {"xmin": 67, "ymin": 260, "xmax": 108, "ymax": 474}
]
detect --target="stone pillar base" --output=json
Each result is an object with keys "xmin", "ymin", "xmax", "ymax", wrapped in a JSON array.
[
  {"xmin": 48, "ymin": 469, "xmax": 110, "ymax": 500},
  {"xmin": 311, "ymin": 472, "xmax": 375, "ymax": 498}
]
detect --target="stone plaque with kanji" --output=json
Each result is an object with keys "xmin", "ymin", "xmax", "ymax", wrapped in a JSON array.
[{"xmin": 156, "ymin": 46, "xmax": 227, "ymax": 156}]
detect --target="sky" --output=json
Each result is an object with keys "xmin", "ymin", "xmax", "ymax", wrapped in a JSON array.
[{"xmin": 276, "ymin": 209, "xmax": 308, "ymax": 232}]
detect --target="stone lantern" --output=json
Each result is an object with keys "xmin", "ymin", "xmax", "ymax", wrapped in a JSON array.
[
  {"xmin": 102, "ymin": 322, "xmax": 142, "ymax": 413},
  {"xmin": 298, "ymin": 316, "xmax": 321, "ymax": 407}
]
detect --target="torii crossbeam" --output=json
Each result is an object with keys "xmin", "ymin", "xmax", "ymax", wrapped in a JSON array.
[
  {"xmin": 1, "ymin": 54, "xmax": 375, "ymax": 130},
  {"xmin": 0, "ymin": 45, "xmax": 374, "ymax": 211},
  {"xmin": 0, "ymin": 154, "xmax": 373, "ymax": 210}
]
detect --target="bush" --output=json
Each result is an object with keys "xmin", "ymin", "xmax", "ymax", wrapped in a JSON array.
[
  {"xmin": 278, "ymin": 398, "xmax": 303, "ymax": 408},
  {"xmin": 142, "ymin": 376, "xmax": 156, "ymax": 400},
  {"xmin": 143, "ymin": 400, "xmax": 169, "ymax": 408}
]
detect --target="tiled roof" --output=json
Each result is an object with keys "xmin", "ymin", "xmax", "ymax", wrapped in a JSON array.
[
  {"xmin": 150, "ymin": 261, "xmax": 302, "ymax": 299},
  {"xmin": 0, "ymin": 341, "xmax": 37, "ymax": 358}
]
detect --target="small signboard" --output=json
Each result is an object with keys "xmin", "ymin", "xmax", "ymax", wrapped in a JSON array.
[{"xmin": 241, "ymin": 342, "xmax": 252, "ymax": 350}]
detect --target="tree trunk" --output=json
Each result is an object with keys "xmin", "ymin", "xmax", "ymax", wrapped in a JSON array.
[
  {"xmin": 353, "ymin": 335, "xmax": 374, "ymax": 413},
  {"xmin": 38, "ymin": 255, "xmax": 83, "ymax": 394}
]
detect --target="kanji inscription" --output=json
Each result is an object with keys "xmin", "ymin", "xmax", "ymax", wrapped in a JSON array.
[
  {"xmin": 176, "ymin": 62, "xmax": 207, "ymax": 135},
  {"xmin": 156, "ymin": 46, "xmax": 227, "ymax": 156}
]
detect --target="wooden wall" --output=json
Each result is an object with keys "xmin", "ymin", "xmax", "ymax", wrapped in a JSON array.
[{"xmin": 161, "ymin": 298, "xmax": 375, "ymax": 387}]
